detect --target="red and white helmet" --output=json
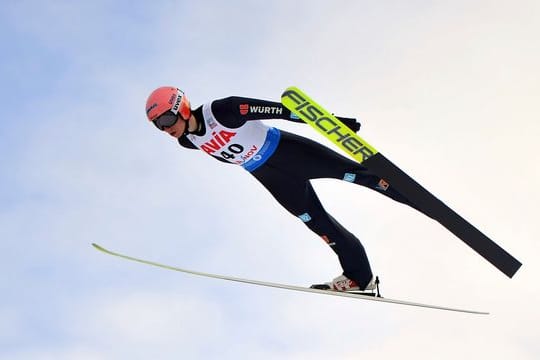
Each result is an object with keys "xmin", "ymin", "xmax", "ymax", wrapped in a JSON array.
[{"xmin": 145, "ymin": 86, "xmax": 191, "ymax": 122}]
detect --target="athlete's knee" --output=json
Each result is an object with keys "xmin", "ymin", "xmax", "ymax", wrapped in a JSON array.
[{"xmin": 296, "ymin": 210, "xmax": 342, "ymax": 235}]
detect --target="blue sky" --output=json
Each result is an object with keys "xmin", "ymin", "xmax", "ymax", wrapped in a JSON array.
[{"xmin": 1, "ymin": 0, "xmax": 539, "ymax": 359}]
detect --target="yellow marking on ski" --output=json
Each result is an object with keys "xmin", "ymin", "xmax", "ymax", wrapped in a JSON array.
[{"xmin": 281, "ymin": 86, "xmax": 378, "ymax": 163}]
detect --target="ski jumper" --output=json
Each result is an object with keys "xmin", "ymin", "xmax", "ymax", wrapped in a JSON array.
[{"xmin": 179, "ymin": 96, "xmax": 417, "ymax": 288}]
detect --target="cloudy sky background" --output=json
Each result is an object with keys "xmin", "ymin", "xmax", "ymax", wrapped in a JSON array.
[{"xmin": 1, "ymin": 0, "xmax": 539, "ymax": 358}]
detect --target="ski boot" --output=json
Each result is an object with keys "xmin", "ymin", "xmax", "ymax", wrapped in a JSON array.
[{"xmin": 310, "ymin": 275, "xmax": 381, "ymax": 297}]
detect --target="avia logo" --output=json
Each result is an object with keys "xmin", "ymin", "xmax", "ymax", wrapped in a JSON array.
[
  {"xmin": 200, "ymin": 130, "xmax": 237, "ymax": 154},
  {"xmin": 239, "ymin": 104, "xmax": 249, "ymax": 115}
]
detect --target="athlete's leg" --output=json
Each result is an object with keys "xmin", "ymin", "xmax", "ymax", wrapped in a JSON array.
[
  {"xmin": 251, "ymin": 164, "xmax": 373, "ymax": 288},
  {"xmin": 275, "ymin": 131, "xmax": 430, "ymax": 217}
]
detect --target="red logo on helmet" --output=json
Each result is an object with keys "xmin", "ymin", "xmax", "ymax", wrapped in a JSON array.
[{"xmin": 239, "ymin": 104, "xmax": 249, "ymax": 115}]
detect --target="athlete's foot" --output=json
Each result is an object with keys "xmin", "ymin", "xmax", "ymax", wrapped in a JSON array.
[{"xmin": 310, "ymin": 274, "xmax": 363, "ymax": 291}]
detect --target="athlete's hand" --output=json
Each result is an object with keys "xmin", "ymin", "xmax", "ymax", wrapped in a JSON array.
[{"xmin": 335, "ymin": 116, "xmax": 361, "ymax": 133}]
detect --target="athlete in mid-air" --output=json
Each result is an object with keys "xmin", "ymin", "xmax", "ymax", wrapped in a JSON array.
[{"xmin": 145, "ymin": 86, "xmax": 422, "ymax": 292}]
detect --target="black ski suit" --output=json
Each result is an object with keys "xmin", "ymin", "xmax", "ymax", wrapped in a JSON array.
[{"xmin": 179, "ymin": 96, "xmax": 416, "ymax": 289}]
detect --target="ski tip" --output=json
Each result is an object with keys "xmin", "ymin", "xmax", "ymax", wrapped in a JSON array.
[
  {"xmin": 281, "ymin": 86, "xmax": 301, "ymax": 98},
  {"xmin": 92, "ymin": 243, "xmax": 106, "ymax": 252},
  {"xmin": 283, "ymin": 85, "xmax": 299, "ymax": 92}
]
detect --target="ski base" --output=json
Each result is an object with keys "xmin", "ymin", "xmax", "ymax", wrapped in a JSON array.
[{"xmin": 92, "ymin": 243, "xmax": 489, "ymax": 315}]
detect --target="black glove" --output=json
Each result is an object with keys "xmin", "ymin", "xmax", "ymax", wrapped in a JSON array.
[{"xmin": 335, "ymin": 115, "xmax": 361, "ymax": 133}]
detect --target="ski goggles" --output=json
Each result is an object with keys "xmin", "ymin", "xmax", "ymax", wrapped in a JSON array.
[{"xmin": 153, "ymin": 112, "xmax": 179, "ymax": 131}]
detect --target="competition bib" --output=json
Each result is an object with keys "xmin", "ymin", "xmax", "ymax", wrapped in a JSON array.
[{"xmin": 188, "ymin": 102, "xmax": 280, "ymax": 172}]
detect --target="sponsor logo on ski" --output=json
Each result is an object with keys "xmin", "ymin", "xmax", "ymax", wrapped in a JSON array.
[{"xmin": 282, "ymin": 89, "xmax": 375, "ymax": 162}]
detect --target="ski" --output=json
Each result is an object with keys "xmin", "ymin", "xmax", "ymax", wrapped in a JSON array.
[
  {"xmin": 281, "ymin": 86, "xmax": 521, "ymax": 278},
  {"xmin": 92, "ymin": 243, "xmax": 488, "ymax": 315}
]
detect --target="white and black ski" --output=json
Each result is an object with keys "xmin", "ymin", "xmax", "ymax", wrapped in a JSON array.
[
  {"xmin": 281, "ymin": 86, "xmax": 521, "ymax": 278},
  {"xmin": 93, "ymin": 243, "xmax": 488, "ymax": 315}
]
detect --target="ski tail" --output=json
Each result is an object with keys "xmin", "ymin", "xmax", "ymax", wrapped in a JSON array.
[{"xmin": 363, "ymin": 153, "xmax": 522, "ymax": 277}]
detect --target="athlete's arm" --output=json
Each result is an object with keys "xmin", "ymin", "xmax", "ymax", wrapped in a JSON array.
[
  {"xmin": 211, "ymin": 96, "xmax": 294, "ymax": 124},
  {"xmin": 211, "ymin": 96, "xmax": 360, "ymax": 131}
]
